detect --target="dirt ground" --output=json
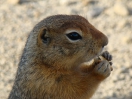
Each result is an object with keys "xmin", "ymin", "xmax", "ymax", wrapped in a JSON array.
[{"xmin": 0, "ymin": 0, "xmax": 132, "ymax": 99}]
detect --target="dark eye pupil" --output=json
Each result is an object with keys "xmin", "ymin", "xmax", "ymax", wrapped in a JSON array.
[{"xmin": 66, "ymin": 32, "xmax": 82, "ymax": 40}]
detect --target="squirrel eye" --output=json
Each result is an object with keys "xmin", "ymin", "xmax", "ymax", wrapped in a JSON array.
[{"xmin": 66, "ymin": 32, "xmax": 82, "ymax": 41}]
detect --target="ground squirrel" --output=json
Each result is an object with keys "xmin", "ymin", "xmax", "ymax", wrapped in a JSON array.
[{"xmin": 8, "ymin": 15, "xmax": 113, "ymax": 99}]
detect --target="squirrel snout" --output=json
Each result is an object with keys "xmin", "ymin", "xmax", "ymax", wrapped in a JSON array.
[
  {"xmin": 102, "ymin": 35, "xmax": 108, "ymax": 48},
  {"xmin": 89, "ymin": 27, "xmax": 108, "ymax": 48}
]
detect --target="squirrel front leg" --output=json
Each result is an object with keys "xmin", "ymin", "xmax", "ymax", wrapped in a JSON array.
[
  {"xmin": 80, "ymin": 51, "xmax": 113, "ymax": 78},
  {"xmin": 79, "ymin": 51, "xmax": 113, "ymax": 98}
]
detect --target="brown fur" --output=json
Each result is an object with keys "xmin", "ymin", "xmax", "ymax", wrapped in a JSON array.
[{"xmin": 8, "ymin": 15, "xmax": 112, "ymax": 99}]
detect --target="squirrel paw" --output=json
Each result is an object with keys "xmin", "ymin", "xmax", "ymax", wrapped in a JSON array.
[
  {"xmin": 101, "ymin": 51, "xmax": 112, "ymax": 61},
  {"xmin": 94, "ymin": 60, "xmax": 111, "ymax": 78}
]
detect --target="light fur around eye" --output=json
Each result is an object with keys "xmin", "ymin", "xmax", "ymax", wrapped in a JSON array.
[{"xmin": 65, "ymin": 29, "xmax": 82, "ymax": 42}]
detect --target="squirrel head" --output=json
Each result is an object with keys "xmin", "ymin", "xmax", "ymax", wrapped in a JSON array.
[{"xmin": 25, "ymin": 15, "xmax": 108, "ymax": 69}]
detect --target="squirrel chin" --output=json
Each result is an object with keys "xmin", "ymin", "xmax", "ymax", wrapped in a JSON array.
[{"xmin": 83, "ymin": 59, "xmax": 95, "ymax": 66}]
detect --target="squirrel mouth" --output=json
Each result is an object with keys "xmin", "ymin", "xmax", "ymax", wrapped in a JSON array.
[
  {"xmin": 86, "ymin": 59, "xmax": 95, "ymax": 66},
  {"xmin": 85, "ymin": 49, "xmax": 104, "ymax": 66}
]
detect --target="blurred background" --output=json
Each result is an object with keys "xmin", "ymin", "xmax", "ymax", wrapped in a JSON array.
[{"xmin": 0, "ymin": 0, "xmax": 132, "ymax": 99}]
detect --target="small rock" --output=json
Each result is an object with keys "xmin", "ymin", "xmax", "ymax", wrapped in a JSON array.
[
  {"xmin": 81, "ymin": 0, "xmax": 90, "ymax": 6},
  {"xmin": 7, "ymin": 0, "xmax": 20, "ymax": 4},
  {"xmin": 59, "ymin": 0, "xmax": 69, "ymax": 5},
  {"xmin": 81, "ymin": 0, "xmax": 97, "ymax": 6},
  {"xmin": 104, "ymin": 7, "xmax": 115, "ymax": 16},
  {"xmin": 33, "ymin": 11, "xmax": 41, "ymax": 18},
  {"xmin": 117, "ymin": 20, "xmax": 127, "ymax": 28},
  {"xmin": 118, "ymin": 74, "xmax": 125, "ymax": 80},
  {"xmin": 87, "ymin": 7, "xmax": 104, "ymax": 18},
  {"xmin": 113, "ymin": 2, "xmax": 129, "ymax": 16},
  {"xmin": 127, "ymin": 37, "xmax": 132, "ymax": 44},
  {"xmin": 0, "ymin": 58, "xmax": 6, "ymax": 65},
  {"xmin": 120, "ymin": 67, "xmax": 128, "ymax": 73},
  {"xmin": 122, "ymin": 36, "xmax": 132, "ymax": 44}
]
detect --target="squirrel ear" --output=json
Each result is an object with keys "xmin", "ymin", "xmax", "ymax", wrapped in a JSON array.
[
  {"xmin": 38, "ymin": 27, "xmax": 50, "ymax": 45},
  {"xmin": 41, "ymin": 28, "xmax": 50, "ymax": 44}
]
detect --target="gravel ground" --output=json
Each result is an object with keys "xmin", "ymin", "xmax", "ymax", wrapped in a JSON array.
[{"xmin": 0, "ymin": 0, "xmax": 132, "ymax": 99}]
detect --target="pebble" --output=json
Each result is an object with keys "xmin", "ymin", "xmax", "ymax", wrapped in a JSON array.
[
  {"xmin": 118, "ymin": 74, "xmax": 125, "ymax": 80},
  {"xmin": 59, "ymin": 0, "xmax": 76, "ymax": 6},
  {"xmin": 104, "ymin": 7, "xmax": 115, "ymax": 16},
  {"xmin": 122, "ymin": 36, "xmax": 132, "ymax": 44},
  {"xmin": 117, "ymin": 20, "xmax": 127, "ymax": 28},
  {"xmin": 7, "ymin": 0, "xmax": 20, "ymax": 4},
  {"xmin": 87, "ymin": 6, "xmax": 104, "ymax": 18},
  {"xmin": 127, "ymin": 38, "xmax": 132, "ymax": 44},
  {"xmin": 81, "ymin": 0, "xmax": 97, "ymax": 6},
  {"xmin": 113, "ymin": 2, "xmax": 129, "ymax": 16},
  {"xmin": 59, "ymin": 0, "xmax": 69, "ymax": 5},
  {"xmin": 0, "ymin": 58, "xmax": 6, "ymax": 65}
]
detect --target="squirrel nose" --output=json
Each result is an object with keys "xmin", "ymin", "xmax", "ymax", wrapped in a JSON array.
[{"xmin": 102, "ymin": 35, "xmax": 108, "ymax": 48}]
